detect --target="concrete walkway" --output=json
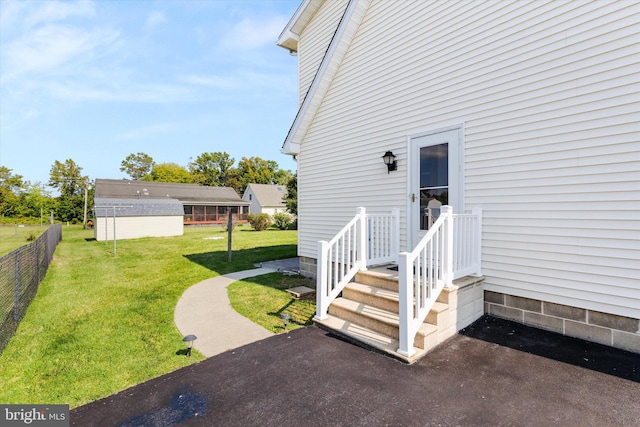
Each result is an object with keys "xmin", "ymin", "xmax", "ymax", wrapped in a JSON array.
[{"xmin": 174, "ymin": 267, "xmax": 278, "ymax": 357}]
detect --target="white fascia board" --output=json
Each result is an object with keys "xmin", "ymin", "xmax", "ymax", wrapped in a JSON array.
[
  {"xmin": 281, "ymin": 0, "xmax": 370, "ymax": 156},
  {"xmin": 282, "ymin": 142, "xmax": 301, "ymax": 155},
  {"xmin": 277, "ymin": 0, "xmax": 323, "ymax": 52}
]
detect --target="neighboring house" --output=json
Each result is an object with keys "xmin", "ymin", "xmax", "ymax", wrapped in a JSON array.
[
  {"xmin": 94, "ymin": 179, "xmax": 249, "ymax": 241},
  {"xmin": 242, "ymin": 184, "xmax": 287, "ymax": 216},
  {"xmin": 278, "ymin": 0, "xmax": 639, "ymax": 358}
]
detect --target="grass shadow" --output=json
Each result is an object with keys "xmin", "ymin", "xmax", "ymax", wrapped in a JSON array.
[
  {"xmin": 461, "ymin": 315, "xmax": 640, "ymax": 383},
  {"xmin": 184, "ymin": 244, "xmax": 297, "ymax": 276}
]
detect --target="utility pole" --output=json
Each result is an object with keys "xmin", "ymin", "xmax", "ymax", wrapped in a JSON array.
[
  {"xmin": 83, "ymin": 184, "xmax": 88, "ymax": 229},
  {"xmin": 227, "ymin": 210, "xmax": 233, "ymax": 262}
]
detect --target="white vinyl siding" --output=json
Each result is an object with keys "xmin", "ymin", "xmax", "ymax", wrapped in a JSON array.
[
  {"xmin": 297, "ymin": 0, "xmax": 348, "ymax": 105},
  {"xmin": 295, "ymin": 0, "xmax": 640, "ymax": 318},
  {"xmin": 95, "ymin": 216, "xmax": 183, "ymax": 241}
]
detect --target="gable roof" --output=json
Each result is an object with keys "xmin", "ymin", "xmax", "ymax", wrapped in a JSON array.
[
  {"xmin": 94, "ymin": 197, "xmax": 184, "ymax": 217},
  {"xmin": 243, "ymin": 184, "xmax": 287, "ymax": 207},
  {"xmin": 94, "ymin": 179, "xmax": 249, "ymax": 206},
  {"xmin": 277, "ymin": 0, "xmax": 371, "ymax": 155}
]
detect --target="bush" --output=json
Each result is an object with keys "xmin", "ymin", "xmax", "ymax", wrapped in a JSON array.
[
  {"xmin": 272, "ymin": 212, "xmax": 292, "ymax": 230},
  {"xmin": 247, "ymin": 213, "xmax": 272, "ymax": 231}
]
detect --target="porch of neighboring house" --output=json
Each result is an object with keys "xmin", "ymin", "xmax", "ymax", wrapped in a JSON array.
[
  {"xmin": 183, "ymin": 205, "xmax": 249, "ymax": 225},
  {"xmin": 313, "ymin": 206, "xmax": 484, "ymax": 363}
]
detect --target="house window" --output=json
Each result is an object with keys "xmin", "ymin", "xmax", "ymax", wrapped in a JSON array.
[{"xmin": 249, "ymin": 194, "xmax": 252, "ymax": 201}]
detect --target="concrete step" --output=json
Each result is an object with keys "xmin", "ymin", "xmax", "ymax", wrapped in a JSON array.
[
  {"xmin": 343, "ymin": 282, "xmax": 399, "ymax": 313},
  {"xmin": 343, "ymin": 282, "xmax": 450, "ymax": 328},
  {"xmin": 426, "ymin": 301, "xmax": 450, "ymax": 327},
  {"xmin": 315, "ymin": 315, "xmax": 431, "ymax": 364},
  {"xmin": 355, "ymin": 269, "xmax": 399, "ymax": 292},
  {"xmin": 327, "ymin": 297, "xmax": 437, "ymax": 349}
]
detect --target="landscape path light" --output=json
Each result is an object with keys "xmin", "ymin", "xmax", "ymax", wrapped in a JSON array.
[
  {"xmin": 280, "ymin": 313, "xmax": 291, "ymax": 331},
  {"xmin": 183, "ymin": 334, "xmax": 197, "ymax": 357}
]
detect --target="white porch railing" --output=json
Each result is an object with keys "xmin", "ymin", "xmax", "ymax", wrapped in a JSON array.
[
  {"xmin": 453, "ymin": 208, "xmax": 483, "ymax": 279},
  {"xmin": 367, "ymin": 208, "xmax": 400, "ymax": 266},
  {"xmin": 397, "ymin": 206, "xmax": 482, "ymax": 357},
  {"xmin": 314, "ymin": 205, "xmax": 482, "ymax": 358},
  {"xmin": 315, "ymin": 208, "xmax": 399, "ymax": 320}
]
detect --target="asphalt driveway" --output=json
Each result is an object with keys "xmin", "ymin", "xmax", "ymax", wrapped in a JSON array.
[{"xmin": 71, "ymin": 316, "xmax": 640, "ymax": 426}]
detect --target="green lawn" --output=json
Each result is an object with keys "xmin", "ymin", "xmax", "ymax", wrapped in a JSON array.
[
  {"xmin": 229, "ymin": 273, "xmax": 316, "ymax": 333},
  {"xmin": 0, "ymin": 224, "xmax": 49, "ymax": 255},
  {"xmin": 0, "ymin": 225, "xmax": 301, "ymax": 408}
]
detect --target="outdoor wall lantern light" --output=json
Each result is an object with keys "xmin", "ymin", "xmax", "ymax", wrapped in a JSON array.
[
  {"xmin": 280, "ymin": 313, "xmax": 292, "ymax": 331},
  {"xmin": 183, "ymin": 334, "xmax": 197, "ymax": 357},
  {"xmin": 382, "ymin": 151, "xmax": 397, "ymax": 173}
]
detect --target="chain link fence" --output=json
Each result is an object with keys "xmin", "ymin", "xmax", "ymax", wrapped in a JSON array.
[{"xmin": 0, "ymin": 224, "xmax": 62, "ymax": 355}]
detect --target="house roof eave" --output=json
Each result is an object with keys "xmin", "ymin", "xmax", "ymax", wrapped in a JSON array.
[
  {"xmin": 279, "ymin": 0, "xmax": 371, "ymax": 157},
  {"xmin": 277, "ymin": 0, "xmax": 323, "ymax": 53}
]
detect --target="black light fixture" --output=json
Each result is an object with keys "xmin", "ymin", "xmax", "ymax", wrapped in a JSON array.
[
  {"xmin": 183, "ymin": 334, "xmax": 197, "ymax": 357},
  {"xmin": 382, "ymin": 151, "xmax": 397, "ymax": 173}
]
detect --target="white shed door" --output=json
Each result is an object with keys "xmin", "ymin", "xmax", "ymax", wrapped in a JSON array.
[{"xmin": 408, "ymin": 128, "xmax": 463, "ymax": 248}]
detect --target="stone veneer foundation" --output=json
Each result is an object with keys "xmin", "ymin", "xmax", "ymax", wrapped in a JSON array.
[{"xmin": 485, "ymin": 291, "xmax": 640, "ymax": 354}]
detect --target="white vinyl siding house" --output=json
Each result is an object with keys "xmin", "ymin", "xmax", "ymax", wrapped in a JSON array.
[
  {"xmin": 279, "ymin": 0, "xmax": 640, "ymax": 351},
  {"xmin": 242, "ymin": 184, "xmax": 287, "ymax": 216},
  {"xmin": 297, "ymin": 0, "xmax": 349, "ymax": 104}
]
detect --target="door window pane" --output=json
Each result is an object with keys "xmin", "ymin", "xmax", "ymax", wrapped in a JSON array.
[
  {"xmin": 420, "ymin": 143, "xmax": 448, "ymax": 188},
  {"xmin": 420, "ymin": 143, "xmax": 448, "ymax": 230}
]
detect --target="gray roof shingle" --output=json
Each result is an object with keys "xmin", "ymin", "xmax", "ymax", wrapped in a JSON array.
[
  {"xmin": 94, "ymin": 179, "xmax": 249, "ymax": 205},
  {"xmin": 94, "ymin": 198, "xmax": 184, "ymax": 217},
  {"xmin": 243, "ymin": 184, "xmax": 287, "ymax": 207}
]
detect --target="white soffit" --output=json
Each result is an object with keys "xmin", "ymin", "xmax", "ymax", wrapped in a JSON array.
[
  {"xmin": 277, "ymin": 0, "xmax": 323, "ymax": 52},
  {"xmin": 280, "ymin": 0, "xmax": 371, "ymax": 155}
]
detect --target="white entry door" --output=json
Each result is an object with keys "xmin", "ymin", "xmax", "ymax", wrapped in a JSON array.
[{"xmin": 408, "ymin": 128, "xmax": 463, "ymax": 248}]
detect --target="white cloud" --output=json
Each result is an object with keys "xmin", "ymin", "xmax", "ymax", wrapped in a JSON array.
[
  {"xmin": 185, "ymin": 74, "xmax": 242, "ymax": 90},
  {"xmin": 43, "ymin": 80, "xmax": 196, "ymax": 103},
  {"xmin": 117, "ymin": 122, "xmax": 182, "ymax": 141},
  {"xmin": 221, "ymin": 16, "xmax": 288, "ymax": 50},
  {"xmin": 25, "ymin": 0, "xmax": 96, "ymax": 27},
  {"xmin": 186, "ymin": 68, "xmax": 295, "ymax": 94},
  {"xmin": 1, "ymin": 25, "xmax": 120, "ymax": 82},
  {"xmin": 145, "ymin": 11, "xmax": 167, "ymax": 29}
]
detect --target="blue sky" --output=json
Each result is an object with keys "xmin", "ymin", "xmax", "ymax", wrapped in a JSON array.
[{"xmin": 0, "ymin": 0, "xmax": 300, "ymax": 186}]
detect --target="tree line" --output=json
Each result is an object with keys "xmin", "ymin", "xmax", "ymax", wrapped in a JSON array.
[{"xmin": 1, "ymin": 152, "xmax": 296, "ymax": 225}]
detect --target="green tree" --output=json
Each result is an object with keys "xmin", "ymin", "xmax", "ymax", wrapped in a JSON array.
[
  {"xmin": 284, "ymin": 172, "xmax": 297, "ymax": 216},
  {"xmin": 49, "ymin": 159, "xmax": 87, "ymax": 197},
  {"xmin": 188, "ymin": 152, "xmax": 235, "ymax": 187},
  {"xmin": 145, "ymin": 163, "xmax": 192, "ymax": 183},
  {"xmin": 120, "ymin": 152, "xmax": 155, "ymax": 180},
  {"xmin": 0, "ymin": 166, "xmax": 26, "ymax": 217},
  {"xmin": 236, "ymin": 157, "xmax": 280, "ymax": 193},
  {"xmin": 48, "ymin": 159, "xmax": 89, "ymax": 223},
  {"xmin": 16, "ymin": 183, "xmax": 55, "ymax": 220}
]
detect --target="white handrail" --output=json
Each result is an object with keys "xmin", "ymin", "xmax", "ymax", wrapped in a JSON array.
[
  {"xmin": 315, "ymin": 208, "xmax": 366, "ymax": 320},
  {"xmin": 397, "ymin": 206, "xmax": 452, "ymax": 357},
  {"xmin": 315, "ymin": 207, "xmax": 400, "ymax": 321}
]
